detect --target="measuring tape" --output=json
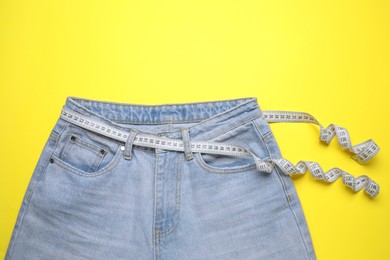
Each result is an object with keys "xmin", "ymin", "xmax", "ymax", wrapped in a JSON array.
[
  {"xmin": 262, "ymin": 111, "xmax": 380, "ymax": 164},
  {"xmin": 60, "ymin": 108, "xmax": 252, "ymax": 157},
  {"xmin": 60, "ymin": 108, "xmax": 380, "ymax": 198}
]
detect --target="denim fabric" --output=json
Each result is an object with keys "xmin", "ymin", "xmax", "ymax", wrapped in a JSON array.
[{"xmin": 5, "ymin": 96, "xmax": 316, "ymax": 260}]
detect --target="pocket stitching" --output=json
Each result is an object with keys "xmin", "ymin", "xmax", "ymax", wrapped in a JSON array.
[
  {"xmin": 192, "ymin": 116, "xmax": 267, "ymax": 174},
  {"xmin": 71, "ymin": 139, "xmax": 106, "ymax": 172},
  {"xmin": 70, "ymin": 135, "xmax": 106, "ymax": 154},
  {"xmin": 193, "ymin": 152, "xmax": 257, "ymax": 174},
  {"xmin": 51, "ymin": 145, "xmax": 122, "ymax": 177},
  {"xmin": 60, "ymin": 133, "xmax": 110, "ymax": 173}
]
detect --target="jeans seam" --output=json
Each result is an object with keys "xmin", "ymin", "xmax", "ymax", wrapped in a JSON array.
[
  {"xmin": 250, "ymin": 119, "xmax": 273, "ymax": 158},
  {"xmin": 153, "ymin": 153, "xmax": 160, "ymax": 260},
  {"xmin": 251, "ymin": 118, "xmax": 312, "ymax": 259},
  {"xmin": 157, "ymin": 154, "xmax": 183, "ymax": 237},
  {"xmin": 273, "ymin": 167, "xmax": 312, "ymax": 259},
  {"xmin": 6, "ymin": 121, "xmax": 68, "ymax": 259},
  {"xmin": 25, "ymin": 122, "xmax": 68, "ymax": 203}
]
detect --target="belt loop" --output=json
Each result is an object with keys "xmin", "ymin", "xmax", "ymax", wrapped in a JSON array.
[
  {"xmin": 181, "ymin": 128, "xmax": 193, "ymax": 161},
  {"xmin": 123, "ymin": 129, "xmax": 139, "ymax": 160}
]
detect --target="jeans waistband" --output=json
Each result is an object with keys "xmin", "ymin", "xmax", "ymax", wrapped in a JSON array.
[{"xmin": 63, "ymin": 96, "xmax": 263, "ymax": 141}]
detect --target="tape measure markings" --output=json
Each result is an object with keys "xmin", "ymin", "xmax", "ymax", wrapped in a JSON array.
[
  {"xmin": 61, "ymin": 108, "xmax": 252, "ymax": 158},
  {"xmin": 60, "ymin": 108, "xmax": 380, "ymax": 198},
  {"xmin": 263, "ymin": 110, "xmax": 380, "ymax": 164}
]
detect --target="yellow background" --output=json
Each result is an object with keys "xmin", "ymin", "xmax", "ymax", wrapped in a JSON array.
[{"xmin": 1, "ymin": 1, "xmax": 389, "ymax": 259}]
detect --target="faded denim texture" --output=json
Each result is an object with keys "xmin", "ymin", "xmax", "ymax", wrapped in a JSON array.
[{"xmin": 5, "ymin": 96, "xmax": 316, "ymax": 260}]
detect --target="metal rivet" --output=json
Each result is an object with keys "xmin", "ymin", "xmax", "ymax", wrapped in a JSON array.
[
  {"xmin": 100, "ymin": 149, "xmax": 106, "ymax": 155},
  {"xmin": 120, "ymin": 146, "xmax": 125, "ymax": 151},
  {"xmin": 70, "ymin": 135, "xmax": 76, "ymax": 141},
  {"xmin": 49, "ymin": 158, "xmax": 54, "ymax": 163}
]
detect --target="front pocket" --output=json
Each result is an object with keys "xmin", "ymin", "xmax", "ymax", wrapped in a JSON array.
[
  {"xmin": 51, "ymin": 145, "xmax": 122, "ymax": 177},
  {"xmin": 60, "ymin": 134, "xmax": 107, "ymax": 173},
  {"xmin": 194, "ymin": 152, "xmax": 257, "ymax": 174},
  {"xmin": 192, "ymin": 118, "xmax": 271, "ymax": 174},
  {"xmin": 51, "ymin": 122, "xmax": 123, "ymax": 176}
]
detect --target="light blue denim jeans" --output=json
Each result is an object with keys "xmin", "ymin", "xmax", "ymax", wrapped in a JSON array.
[{"xmin": 5, "ymin": 96, "xmax": 316, "ymax": 259}]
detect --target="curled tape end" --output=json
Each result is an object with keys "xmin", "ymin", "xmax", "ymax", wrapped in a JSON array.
[
  {"xmin": 268, "ymin": 159, "xmax": 380, "ymax": 199},
  {"xmin": 263, "ymin": 111, "xmax": 381, "ymax": 164}
]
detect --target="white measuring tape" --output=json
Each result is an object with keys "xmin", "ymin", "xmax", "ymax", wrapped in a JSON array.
[
  {"xmin": 60, "ymin": 108, "xmax": 380, "ymax": 198},
  {"xmin": 262, "ymin": 111, "xmax": 380, "ymax": 164}
]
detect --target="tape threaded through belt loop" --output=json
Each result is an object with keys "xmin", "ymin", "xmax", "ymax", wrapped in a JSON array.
[{"xmin": 59, "ymin": 107, "xmax": 381, "ymax": 198}]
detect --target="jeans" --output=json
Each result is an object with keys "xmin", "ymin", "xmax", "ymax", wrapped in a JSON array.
[{"xmin": 5, "ymin": 96, "xmax": 316, "ymax": 259}]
